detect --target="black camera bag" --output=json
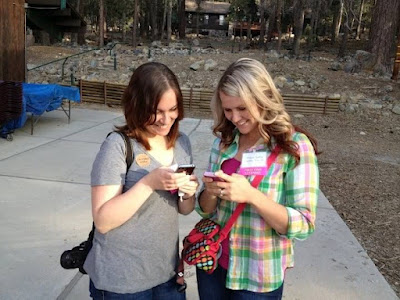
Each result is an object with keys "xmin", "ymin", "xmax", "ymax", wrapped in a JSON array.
[{"xmin": 60, "ymin": 131, "xmax": 133, "ymax": 274}]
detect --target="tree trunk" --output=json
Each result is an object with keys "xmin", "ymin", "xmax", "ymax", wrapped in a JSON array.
[
  {"xmin": 178, "ymin": 0, "xmax": 186, "ymax": 39},
  {"xmin": 292, "ymin": 0, "xmax": 305, "ymax": 57},
  {"xmin": 71, "ymin": 0, "xmax": 80, "ymax": 44},
  {"xmin": 338, "ymin": 12, "xmax": 349, "ymax": 57},
  {"xmin": 196, "ymin": 12, "xmax": 200, "ymax": 36},
  {"xmin": 331, "ymin": 0, "xmax": 343, "ymax": 44},
  {"xmin": 368, "ymin": 0, "xmax": 400, "ymax": 73},
  {"xmin": 132, "ymin": 0, "xmax": 139, "ymax": 48},
  {"xmin": 77, "ymin": 0, "xmax": 85, "ymax": 45},
  {"xmin": 167, "ymin": 0, "xmax": 172, "ymax": 45},
  {"xmin": 122, "ymin": 12, "xmax": 126, "ymax": 42},
  {"xmin": 276, "ymin": 0, "xmax": 282, "ymax": 53},
  {"xmin": 247, "ymin": 17, "xmax": 252, "ymax": 45},
  {"xmin": 99, "ymin": 0, "xmax": 104, "ymax": 47},
  {"xmin": 267, "ymin": 2, "xmax": 276, "ymax": 42},
  {"xmin": 161, "ymin": 0, "xmax": 168, "ymax": 41},
  {"xmin": 151, "ymin": 0, "xmax": 158, "ymax": 40},
  {"xmin": 355, "ymin": 0, "xmax": 365, "ymax": 40},
  {"xmin": 259, "ymin": 0, "xmax": 265, "ymax": 48}
]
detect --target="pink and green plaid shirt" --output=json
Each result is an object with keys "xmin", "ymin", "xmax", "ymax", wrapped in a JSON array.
[{"xmin": 196, "ymin": 130, "xmax": 319, "ymax": 292}]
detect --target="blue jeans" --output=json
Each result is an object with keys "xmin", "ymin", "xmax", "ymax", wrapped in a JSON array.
[
  {"xmin": 89, "ymin": 277, "xmax": 186, "ymax": 300},
  {"xmin": 196, "ymin": 266, "xmax": 284, "ymax": 300}
]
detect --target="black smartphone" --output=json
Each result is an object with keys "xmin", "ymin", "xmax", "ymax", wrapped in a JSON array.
[{"xmin": 176, "ymin": 164, "xmax": 196, "ymax": 175}]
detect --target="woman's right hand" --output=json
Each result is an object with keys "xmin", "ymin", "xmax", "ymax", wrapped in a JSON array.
[
  {"xmin": 142, "ymin": 167, "xmax": 191, "ymax": 191},
  {"xmin": 202, "ymin": 176, "xmax": 223, "ymax": 198}
]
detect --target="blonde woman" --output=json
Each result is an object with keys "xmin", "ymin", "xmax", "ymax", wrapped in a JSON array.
[{"xmin": 196, "ymin": 58, "xmax": 319, "ymax": 300}]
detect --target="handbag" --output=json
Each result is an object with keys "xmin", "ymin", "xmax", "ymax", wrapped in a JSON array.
[
  {"xmin": 180, "ymin": 147, "xmax": 280, "ymax": 275},
  {"xmin": 60, "ymin": 131, "xmax": 133, "ymax": 274}
]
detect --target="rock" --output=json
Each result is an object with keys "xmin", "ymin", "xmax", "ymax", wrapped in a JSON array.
[
  {"xmin": 345, "ymin": 104, "xmax": 358, "ymax": 113},
  {"xmin": 354, "ymin": 50, "xmax": 375, "ymax": 70},
  {"xmin": 190, "ymin": 60, "xmax": 204, "ymax": 71},
  {"xmin": 360, "ymin": 131, "xmax": 366, "ymax": 135},
  {"xmin": 344, "ymin": 58, "xmax": 361, "ymax": 73},
  {"xmin": 309, "ymin": 80, "xmax": 319, "ymax": 89},
  {"xmin": 90, "ymin": 60, "xmax": 98, "ymax": 68},
  {"xmin": 359, "ymin": 102, "xmax": 383, "ymax": 110},
  {"xmin": 192, "ymin": 39, "xmax": 200, "ymax": 46},
  {"xmin": 274, "ymin": 76, "xmax": 287, "ymax": 88},
  {"xmin": 47, "ymin": 68, "xmax": 58, "ymax": 75},
  {"xmin": 392, "ymin": 104, "xmax": 400, "ymax": 115},
  {"xmin": 204, "ymin": 59, "xmax": 217, "ymax": 71},
  {"xmin": 294, "ymin": 114, "xmax": 305, "ymax": 118},
  {"xmin": 384, "ymin": 85, "xmax": 393, "ymax": 93},
  {"xmin": 151, "ymin": 41, "xmax": 162, "ymax": 48},
  {"xmin": 295, "ymin": 80, "xmax": 306, "ymax": 86},
  {"xmin": 329, "ymin": 61, "xmax": 341, "ymax": 71}
]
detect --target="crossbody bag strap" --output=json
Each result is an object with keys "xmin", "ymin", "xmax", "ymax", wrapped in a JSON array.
[{"xmin": 217, "ymin": 146, "xmax": 281, "ymax": 242}]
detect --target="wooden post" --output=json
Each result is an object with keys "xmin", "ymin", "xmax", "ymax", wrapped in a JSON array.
[
  {"xmin": 79, "ymin": 79, "xmax": 83, "ymax": 102},
  {"xmin": 189, "ymin": 88, "xmax": 193, "ymax": 112},
  {"xmin": 391, "ymin": 42, "xmax": 400, "ymax": 81},
  {"xmin": 104, "ymin": 81, "xmax": 107, "ymax": 105},
  {"xmin": 323, "ymin": 96, "xmax": 328, "ymax": 114}
]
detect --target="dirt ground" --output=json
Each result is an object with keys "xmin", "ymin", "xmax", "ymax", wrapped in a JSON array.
[{"xmin": 26, "ymin": 38, "xmax": 400, "ymax": 296}]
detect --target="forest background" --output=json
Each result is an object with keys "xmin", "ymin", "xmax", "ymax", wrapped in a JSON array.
[{"xmin": 66, "ymin": 0, "xmax": 400, "ymax": 77}]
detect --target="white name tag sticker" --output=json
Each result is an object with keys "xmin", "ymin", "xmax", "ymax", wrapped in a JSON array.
[{"xmin": 239, "ymin": 151, "xmax": 267, "ymax": 176}]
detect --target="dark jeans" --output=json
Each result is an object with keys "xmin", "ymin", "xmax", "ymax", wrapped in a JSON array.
[
  {"xmin": 196, "ymin": 266, "xmax": 284, "ymax": 300},
  {"xmin": 89, "ymin": 277, "xmax": 185, "ymax": 300}
]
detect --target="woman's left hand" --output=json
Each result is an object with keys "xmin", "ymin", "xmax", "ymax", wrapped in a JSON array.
[{"xmin": 213, "ymin": 171, "xmax": 253, "ymax": 204}]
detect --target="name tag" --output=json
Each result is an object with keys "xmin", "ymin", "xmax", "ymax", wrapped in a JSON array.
[{"xmin": 239, "ymin": 151, "xmax": 267, "ymax": 176}]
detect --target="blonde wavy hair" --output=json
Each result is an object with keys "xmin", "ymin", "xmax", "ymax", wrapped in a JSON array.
[{"xmin": 211, "ymin": 58, "xmax": 318, "ymax": 161}]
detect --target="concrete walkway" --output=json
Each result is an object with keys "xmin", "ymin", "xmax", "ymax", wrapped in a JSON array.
[{"xmin": 0, "ymin": 108, "xmax": 397, "ymax": 300}]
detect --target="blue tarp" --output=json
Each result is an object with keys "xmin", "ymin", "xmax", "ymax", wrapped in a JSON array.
[{"xmin": 1, "ymin": 83, "xmax": 80, "ymax": 135}]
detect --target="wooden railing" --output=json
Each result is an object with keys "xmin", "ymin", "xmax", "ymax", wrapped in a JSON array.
[{"xmin": 79, "ymin": 79, "xmax": 340, "ymax": 115}]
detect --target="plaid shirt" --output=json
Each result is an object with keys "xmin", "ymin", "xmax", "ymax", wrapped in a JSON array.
[{"xmin": 196, "ymin": 130, "xmax": 319, "ymax": 292}]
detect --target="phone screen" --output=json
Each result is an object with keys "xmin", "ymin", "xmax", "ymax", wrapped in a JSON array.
[{"xmin": 176, "ymin": 164, "xmax": 196, "ymax": 175}]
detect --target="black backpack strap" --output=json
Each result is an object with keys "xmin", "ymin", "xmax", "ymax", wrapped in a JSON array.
[
  {"xmin": 89, "ymin": 132, "xmax": 133, "ymax": 240},
  {"xmin": 107, "ymin": 131, "xmax": 134, "ymax": 171}
]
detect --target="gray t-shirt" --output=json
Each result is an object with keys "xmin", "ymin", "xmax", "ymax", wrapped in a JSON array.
[{"xmin": 84, "ymin": 132, "xmax": 193, "ymax": 293}]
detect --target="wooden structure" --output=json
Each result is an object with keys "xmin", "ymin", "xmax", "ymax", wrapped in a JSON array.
[
  {"xmin": 26, "ymin": 0, "xmax": 86, "ymax": 42},
  {"xmin": 78, "ymin": 80, "xmax": 340, "ymax": 115},
  {"xmin": 232, "ymin": 22, "xmax": 262, "ymax": 37},
  {"xmin": 185, "ymin": 0, "xmax": 230, "ymax": 34},
  {"xmin": 391, "ymin": 40, "xmax": 400, "ymax": 80},
  {"xmin": 0, "ymin": 0, "xmax": 26, "ymax": 81}
]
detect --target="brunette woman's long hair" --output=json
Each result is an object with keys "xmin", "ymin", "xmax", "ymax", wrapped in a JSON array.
[{"xmin": 115, "ymin": 62, "xmax": 184, "ymax": 150}]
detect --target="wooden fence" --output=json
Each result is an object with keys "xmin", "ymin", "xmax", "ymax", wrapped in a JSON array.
[{"xmin": 79, "ymin": 79, "xmax": 340, "ymax": 115}]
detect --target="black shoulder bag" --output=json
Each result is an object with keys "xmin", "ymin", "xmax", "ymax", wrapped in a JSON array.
[{"xmin": 60, "ymin": 131, "xmax": 133, "ymax": 274}]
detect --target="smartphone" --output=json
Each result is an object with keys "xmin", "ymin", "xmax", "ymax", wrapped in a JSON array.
[
  {"xmin": 203, "ymin": 171, "xmax": 225, "ymax": 182},
  {"xmin": 176, "ymin": 164, "xmax": 196, "ymax": 175}
]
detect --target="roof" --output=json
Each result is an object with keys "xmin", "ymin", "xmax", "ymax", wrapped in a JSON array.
[
  {"xmin": 26, "ymin": 0, "xmax": 63, "ymax": 6},
  {"xmin": 185, "ymin": 0, "xmax": 230, "ymax": 14}
]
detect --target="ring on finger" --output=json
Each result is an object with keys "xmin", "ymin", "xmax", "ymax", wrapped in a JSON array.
[{"xmin": 219, "ymin": 188, "xmax": 224, "ymax": 197}]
